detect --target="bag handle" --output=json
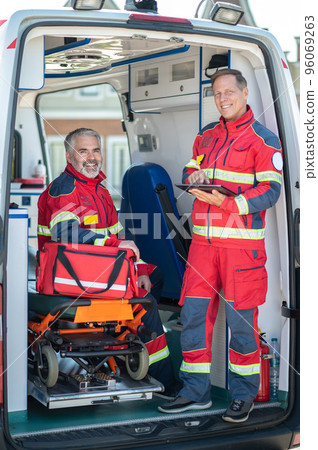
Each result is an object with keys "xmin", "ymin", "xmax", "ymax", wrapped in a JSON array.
[{"xmin": 53, "ymin": 245, "xmax": 127, "ymax": 295}]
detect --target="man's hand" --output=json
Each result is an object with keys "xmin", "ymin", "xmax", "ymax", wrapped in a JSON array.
[
  {"xmin": 118, "ymin": 240, "xmax": 140, "ymax": 260},
  {"xmin": 187, "ymin": 170, "xmax": 209, "ymax": 185},
  {"xmin": 138, "ymin": 275, "xmax": 151, "ymax": 292},
  {"xmin": 189, "ymin": 188, "xmax": 225, "ymax": 207}
]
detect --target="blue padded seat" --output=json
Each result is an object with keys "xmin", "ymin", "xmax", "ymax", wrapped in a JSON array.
[{"xmin": 119, "ymin": 163, "xmax": 189, "ymax": 300}]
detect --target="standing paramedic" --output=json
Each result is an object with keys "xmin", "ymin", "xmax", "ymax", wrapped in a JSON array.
[
  {"xmin": 158, "ymin": 68, "xmax": 283, "ymax": 422},
  {"xmin": 37, "ymin": 127, "xmax": 177, "ymax": 397}
]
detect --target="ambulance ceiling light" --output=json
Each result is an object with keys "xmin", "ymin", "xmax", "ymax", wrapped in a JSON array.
[
  {"xmin": 210, "ymin": 2, "xmax": 244, "ymax": 26},
  {"xmin": 71, "ymin": 0, "xmax": 105, "ymax": 10},
  {"xmin": 124, "ymin": 1, "xmax": 158, "ymax": 13}
]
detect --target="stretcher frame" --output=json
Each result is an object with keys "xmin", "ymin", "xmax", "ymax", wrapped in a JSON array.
[{"xmin": 27, "ymin": 296, "xmax": 163, "ymax": 408}]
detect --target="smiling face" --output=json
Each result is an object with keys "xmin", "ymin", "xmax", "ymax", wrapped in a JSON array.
[
  {"xmin": 66, "ymin": 135, "xmax": 103, "ymax": 178},
  {"xmin": 212, "ymin": 74, "xmax": 248, "ymax": 122}
]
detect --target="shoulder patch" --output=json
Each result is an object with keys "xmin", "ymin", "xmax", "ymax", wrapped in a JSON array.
[
  {"xmin": 272, "ymin": 152, "xmax": 283, "ymax": 171},
  {"xmin": 252, "ymin": 121, "xmax": 281, "ymax": 150},
  {"xmin": 48, "ymin": 172, "xmax": 75, "ymax": 197}
]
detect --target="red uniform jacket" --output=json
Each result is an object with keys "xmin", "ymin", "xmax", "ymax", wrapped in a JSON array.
[
  {"xmin": 182, "ymin": 106, "xmax": 283, "ymax": 250},
  {"xmin": 37, "ymin": 163, "xmax": 149, "ymax": 276}
]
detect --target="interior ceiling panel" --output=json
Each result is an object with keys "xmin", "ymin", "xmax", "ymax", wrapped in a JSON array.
[{"xmin": 45, "ymin": 36, "xmax": 183, "ymax": 74}]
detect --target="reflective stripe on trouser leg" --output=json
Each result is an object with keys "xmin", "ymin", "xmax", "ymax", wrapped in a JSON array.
[
  {"xmin": 138, "ymin": 295, "xmax": 175, "ymax": 388},
  {"xmin": 225, "ymin": 302, "xmax": 260, "ymax": 402},
  {"xmin": 146, "ymin": 333, "xmax": 170, "ymax": 366},
  {"xmin": 178, "ymin": 294, "xmax": 219, "ymax": 403}
]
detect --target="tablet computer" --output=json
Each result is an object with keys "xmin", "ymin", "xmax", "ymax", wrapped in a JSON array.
[{"xmin": 175, "ymin": 184, "xmax": 236, "ymax": 196}]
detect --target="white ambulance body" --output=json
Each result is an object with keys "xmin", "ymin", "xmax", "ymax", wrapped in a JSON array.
[{"xmin": 0, "ymin": 2, "xmax": 299, "ymax": 449}]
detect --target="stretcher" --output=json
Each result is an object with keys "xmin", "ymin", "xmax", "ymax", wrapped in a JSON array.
[{"xmin": 27, "ymin": 293, "xmax": 163, "ymax": 409}]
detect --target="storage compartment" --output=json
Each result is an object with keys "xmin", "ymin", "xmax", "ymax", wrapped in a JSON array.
[{"xmin": 130, "ymin": 48, "xmax": 200, "ymax": 112}]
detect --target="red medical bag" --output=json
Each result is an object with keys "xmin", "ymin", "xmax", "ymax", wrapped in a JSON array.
[{"xmin": 36, "ymin": 242, "xmax": 139, "ymax": 299}]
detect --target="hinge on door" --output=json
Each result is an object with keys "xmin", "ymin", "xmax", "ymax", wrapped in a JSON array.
[
  {"xmin": 294, "ymin": 208, "xmax": 300, "ymax": 265},
  {"xmin": 281, "ymin": 301, "xmax": 300, "ymax": 319}
]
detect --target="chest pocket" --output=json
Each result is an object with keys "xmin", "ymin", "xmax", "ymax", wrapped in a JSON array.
[{"xmin": 227, "ymin": 144, "xmax": 250, "ymax": 169}]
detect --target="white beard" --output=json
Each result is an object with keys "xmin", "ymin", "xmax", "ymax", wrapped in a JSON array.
[
  {"xmin": 71, "ymin": 157, "xmax": 102, "ymax": 179},
  {"xmin": 80, "ymin": 163, "xmax": 101, "ymax": 178}
]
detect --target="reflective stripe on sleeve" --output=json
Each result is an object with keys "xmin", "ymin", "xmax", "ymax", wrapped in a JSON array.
[
  {"xmin": 107, "ymin": 221, "xmax": 123, "ymax": 234},
  {"xmin": 50, "ymin": 211, "xmax": 80, "ymax": 229},
  {"xmin": 148, "ymin": 346, "xmax": 170, "ymax": 366},
  {"xmin": 185, "ymin": 159, "xmax": 200, "ymax": 170},
  {"xmin": 203, "ymin": 168, "xmax": 254, "ymax": 185},
  {"xmin": 180, "ymin": 360, "xmax": 211, "ymax": 374},
  {"xmin": 192, "ymin": 225, "xmax": 265, "ymax": 240},
  {"xmin": 229, "ymin": 362, "xmax": 260, "ymax": 376},
  {"xmin": 93, "ymin": 223, "xmax": 123, "ymax": 236},
  {"xmin": 37, "ymin": 225, "xmax": 51, "ymax": 236},
  {"xmin": 94, "ymin": 236, "xmax": 109, "ymax": 246},
  {"xmin": 235, "ymin": 195, "xmax": 249, "ymax": 215},
  {"xmin": 255, "ymin": 171, "xmax": 282, "ymax": 184}
]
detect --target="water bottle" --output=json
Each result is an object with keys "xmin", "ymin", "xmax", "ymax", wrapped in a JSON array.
[
  {"xmin": 270, "ymin": 338, "xmax": 280, "ymax": 399},
  {"xmin": 34, "ymin": 159, "xmax": 46, "ymax": 178}
]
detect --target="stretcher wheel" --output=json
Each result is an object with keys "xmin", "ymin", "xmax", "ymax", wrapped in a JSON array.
[
  {"xmin": 125, "ymin": 341, "xmax": 149, "ymax": 380},
  {"xmin": 37, "ymin": 345, "xmax": 59, "ymax": 388}
]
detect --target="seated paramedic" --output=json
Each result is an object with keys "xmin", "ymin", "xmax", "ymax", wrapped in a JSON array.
[
  {"xmin": 37, "ymin": 127, "xmax": 177, "ymax": 397},
  {"xmin": 158, "ymin": 69, "xmax": 283, "ymax": 421}
]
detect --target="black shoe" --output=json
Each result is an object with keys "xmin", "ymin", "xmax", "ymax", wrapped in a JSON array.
[
  {"xmin": 158, "ymin": 396, "xmax": 212, "ymax": 414},
  {"xmin": 222, "ymin": 399, "xmax": 254, "ymax": 423},
  {"xmin": 154, "ymin": 381, "xmax": 183, "ymax": 400}
]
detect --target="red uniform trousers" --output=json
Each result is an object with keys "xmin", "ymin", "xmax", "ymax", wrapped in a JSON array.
[{"xmin": 178, "ymin": 241, "xmax": 267, "ymax": 403}]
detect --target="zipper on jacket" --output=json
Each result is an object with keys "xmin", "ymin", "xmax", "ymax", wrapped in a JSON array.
[
  {"xmin": 95, "ymin": 184, "xmax": 109, "ymax": 227},
  {"xmin": 206, "ymin": 138, "xmax": 219, "ymax": 165},
  {"xmin": 91, "ymin": 192, "xmax": 103, "ymax": 223},
  {"xmin": 212, "ymin": 123, "xmax": 228, "ymax": 183},
  {"xmin": 236, "ymin": 265, "xmax": 265, "ymax": 272},
  {"xmin": 223, "ymin": 138, "xmax": 234, "ymax": 165}
]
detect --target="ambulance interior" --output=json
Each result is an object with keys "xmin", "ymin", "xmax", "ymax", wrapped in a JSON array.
[{"xmin": 6, "ymin": 25, "xmax": 295, "ymax": 443}]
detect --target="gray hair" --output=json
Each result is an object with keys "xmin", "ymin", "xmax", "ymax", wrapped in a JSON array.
[
  {"xmin": 64, "ymin": 128, "xmax": 101, "ymax": 155},
  {"xmin": 210, "ymin": 68, "xmax": 247, "ymax": 91}
]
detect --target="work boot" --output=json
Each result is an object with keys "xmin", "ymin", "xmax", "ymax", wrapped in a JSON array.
[
  {"xmin": 158, "ymin": 395, "xmax": 212, "ymax": 414},
  {"xmin": 222, "ymin": 399, "xmax": 254, "ymax": 423}
]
